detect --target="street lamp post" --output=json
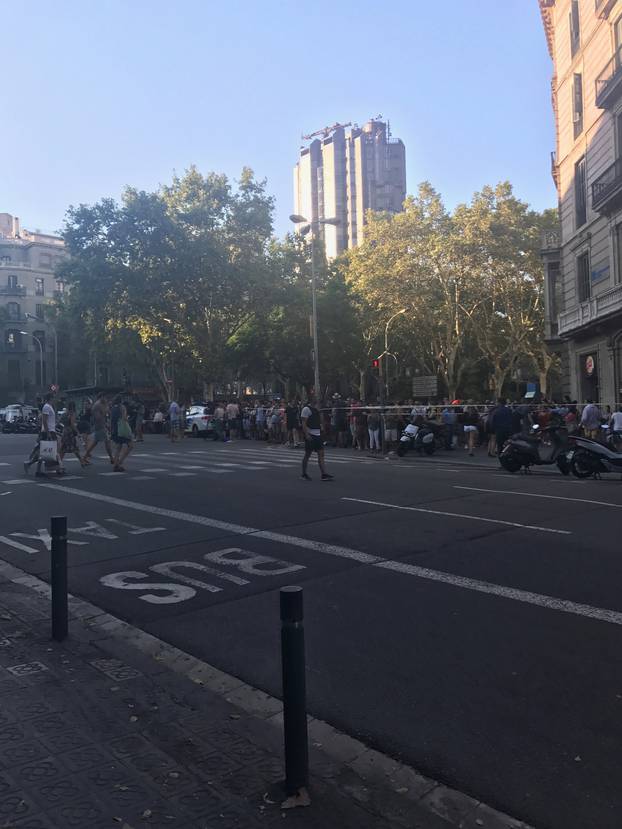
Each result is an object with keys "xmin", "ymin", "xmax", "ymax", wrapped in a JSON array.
[
  {"xmin": 25, "ymin": 312, "xmax": 57, "ymax": 387},
  {"xmin": 289, "ymin": 214, "xmax": 340, "ymax": 403},
  {"xmin": 20, "ymin": 331, "xmax": 44, "ymax": 391},
  {"xmin": 384, "ymin": 308, "xmax": 407, "ymax": 398}
]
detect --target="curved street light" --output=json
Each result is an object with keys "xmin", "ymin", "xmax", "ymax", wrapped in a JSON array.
[
  {"xmin": 289, "ymin": 214, "xmax": 340, "ymax": 402},
  {"xmin": 20, "ymin": 330, "xmax": 44, "ymax": 390}
]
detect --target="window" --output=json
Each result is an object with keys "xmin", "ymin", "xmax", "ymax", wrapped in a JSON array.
[
  {"xmin": 577, "ymin": 251, "xmax": 591, "ymax": 301},
  {"xmin": 54, "ymin": 279, "xmax": 65, "ymax": 294},
  {"xmin": 575, "ymin": 156, "xmax": 587, "ymax": 228},
  {"xmin": 616, "ymin": 223, "xmax": 622, "ymax": 282},
  {"xmin": 570, "ymin": 0, "xmax": 580, "ymax": 56},
  {"xmin": 5, "ymin": 330, "xmax": 21, "ymax": 350},
  {"xmin": 7, "ymin": 274, "xmax": 17, "ymax": 289},
  {"xmin": 548, "ymin": 261, "xmax": 561, "ymax": 320},
  {"xmin": 7, "ymin": 360, "xmax": 20, "ymax": 387},
  {"xmin": 0, "ymin": 255, "xmax": 11, "ymax": 265},
  {"xmin": 573, "ymin": 74, "xmax": 583, "ymax": 138},
  {"xmin": 35, "ymin": 277, "xmax": 44, "ymax": 296},
  {"xmin": 35, "ymin": 303, "xmax": 45, "ymax": 321},
  {"xmin": 6, "ymin": 302, "xmax": 20, "ymax": 320}
]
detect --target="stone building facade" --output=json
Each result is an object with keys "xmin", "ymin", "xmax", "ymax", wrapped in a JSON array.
[
  {"xmin": 0, "ymin": 213, "xmax": 66, "ymax": 403},
  {"xmin": 540, "ymin": 0, "xmax": 622, "ymax": 405}
]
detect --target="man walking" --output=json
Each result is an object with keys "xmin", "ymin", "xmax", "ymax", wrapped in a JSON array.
[
  {"xmin": 490, "ymin": 397, "xmax": 514, "ymax": 454},
  {"xmin": 83, "ymin": 392, "xmax": 115, "ymax": 465},
  {"xmin": 580, "ymin": 399, "xmax": 602, "ymax": 440},
  {"xmin": 169, "ymin": 398, "xmax": 181, "ymax": 442},
  {"xmin": 24, "ymin": 392, "xmax": 58, "ymax": 477},
  {"xmin": 301, "ymin": 398, "xmax": 333, "ymax": 481}
]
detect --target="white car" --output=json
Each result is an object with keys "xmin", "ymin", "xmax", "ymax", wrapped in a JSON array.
[{"xmin": 185, "ymin": 405, "xmax": 216, "ymax": 438}]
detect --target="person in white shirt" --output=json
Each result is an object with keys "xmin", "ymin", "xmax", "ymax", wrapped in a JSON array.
[
  {"xmin": 24, "ymin": 392, "xmax": 58, "ymax": 477},
  {"xmin": 610, "ymin": 405, "xmax": 622, "ymax": 447},
  {"xmin": 169, "ymin": 400, "xmax": 180, "ymax": 442}
]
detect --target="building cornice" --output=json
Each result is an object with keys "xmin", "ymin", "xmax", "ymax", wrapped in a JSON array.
[{"xmin": 539, "ymin": 0, "xmax": 556, "ymax": 60}]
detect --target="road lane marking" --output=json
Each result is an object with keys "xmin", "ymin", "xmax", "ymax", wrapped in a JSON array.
[
  {"xmin": 106, "ymin": 519, "xmax": 165, "ymax": 535},
  {"xmin": 137, "ymin": 468, "xmax": 168, "ymax": 473},
  {"xmin": 131, "ymin": 476, "xmax": 155, "ymax": 481},
  {"xmin": 2, "ymin": 479, "xmax": 34, "ymax": 485},
  {"xmin": 341, "ymin": 497, "xmax": 571, "ymax": 535},
  {"xmin": 171, "ymin": 472, "xmax": 196, "ymax": 477},
  {"xmin": 41, "ymin": 483, "xmax": 622, "ymax": 627},
  {"xmin": 38, "ymin": 484, "xmax": 379, "ymax": 564},
  {"xmin": 0, "ymin": 492, "xmax": 11, "ymax": 496},
  {"xmin": 373, "ymin": 560, "xmax": 622, "ymax": 626},
  {"xmin": 454, "ymin": 485, "xmax": 622, "ymax": 509},
  {"xmin": 0, "ymin": 536, "xmax": 38, "ymax": 554}
]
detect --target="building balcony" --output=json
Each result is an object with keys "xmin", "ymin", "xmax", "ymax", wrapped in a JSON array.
[
  {"xmin": 592, "ymin": 158, "xmax": 622, "ymax": 212},
  {"xmin": 595, "ymin": 0, "xmax": 617, "ymax": 18},
  {"xmin": 558, "ymin": 283, "xmax": 622, "ymax": 336},
  {"xmin": 596, "ymin": 48, "xmax": 622, "ymax": 109},
  {"xmin": 541, "ymin": 229, "xmax": 561, "ymax": 253},
  {"xmin": 0, "ymin": 285, "xmax": 26, "ymax": 297}
]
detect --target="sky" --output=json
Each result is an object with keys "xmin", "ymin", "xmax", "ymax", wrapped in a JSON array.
[{"xmin": 2, "ymin": 0, "xmax": 556, "ymax": 238}]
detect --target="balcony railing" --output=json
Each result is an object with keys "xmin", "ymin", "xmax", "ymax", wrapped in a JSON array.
[
  {"xmin": 592, "ymin": 158, "xmax": 622, "ymax": 211},
  {"xmin": 595, "ymin": 0, "xmax": 617, "ymax": 18},
  {"xmin": 596, "ymin": 47, "xmax": 622, "ymax": 108},
  {"xmin": 0, "ymin": 285, "xmax": 26, "ymax": 296},
  {"xmin": 558, "ymin": 283, "xmax": 622, "ymax": 336},
  {"xmin": 541, "ymin": 229, "xmax": 561, "ymax": 251}
]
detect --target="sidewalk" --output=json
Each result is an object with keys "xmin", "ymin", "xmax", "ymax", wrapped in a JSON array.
[{"xmin": 0, "ymin": 561, "xmax": 529, "ymax": 829}]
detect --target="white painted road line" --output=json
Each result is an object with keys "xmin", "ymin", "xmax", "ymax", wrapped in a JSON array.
[
  {"xmin": 137, "ymin": 468, "xmax": 168, "ymax": 473},
  {"xmin": 454, "ymin": 485, "xmax": 622, "ymax": 509},
  {"xmin": 341, "ymin": 497, "xmax": 571, "ymax": 535},
  {"xmin": 37, "ymin": 483, "xmax": 622, "ymax": 627},
  {"xmin": 2, "ymin": 479, "xmax": 34, "ymax": 485},
  {"xmin": 0, "ymin": 536, "xmax": 37, "ymax": 554},
  {"xmin": 131, "ymin": 476, "xmax": 155, "ymax": 481}
]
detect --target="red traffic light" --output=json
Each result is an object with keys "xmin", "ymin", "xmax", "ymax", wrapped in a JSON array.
[{"xmin": 372, "ymin": 359, "xmax": 380, "ymax": 369}]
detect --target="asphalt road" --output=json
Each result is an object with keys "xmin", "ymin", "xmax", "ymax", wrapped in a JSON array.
[{"xmin": 1, "ymin": 431, "xmax": 622, "ymax": 829}]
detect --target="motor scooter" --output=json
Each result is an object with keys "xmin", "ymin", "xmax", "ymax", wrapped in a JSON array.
[
  {"xmin": 568, "ymin": 433, "xmax": 622, "ymax": 479},
  {"xmin": 499, "ymin": 424, "xmax": 570, "ymax": 475}
]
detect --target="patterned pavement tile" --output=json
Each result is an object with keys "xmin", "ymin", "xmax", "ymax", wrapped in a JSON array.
[
  {"xmin": 0, "ymin": 740, "xmax": 49, "ymax": 768},
  {"xmin": 15, "ymin": 757, "xmax": 66, "ymax": 787},
  {"xmin": 30, "ymin": 775, "xmax": 85, "ymax": 809},
  {"xmin": 58, "ymin": 743, "xmax": 116, "ymax": 773},
  {"xmin": 0, "ymin": 789, "xmax": 40, "ymax": 824},
  {"xmin": 47, "ymin": 799, "xmax": 112, "ymax": 828}
]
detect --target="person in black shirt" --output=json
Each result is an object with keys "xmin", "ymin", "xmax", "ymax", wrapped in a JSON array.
[{"xmin": 301, "ymin": 399, "xmax": 333, "ymax": 481}]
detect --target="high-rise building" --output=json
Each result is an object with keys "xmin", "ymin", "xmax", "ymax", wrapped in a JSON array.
[
  {"xmin": 0, "ymin": 213, "xmax": 67, "ymax": 401},
  {"xmin": 539, "ymin": 0, "xmax": 622, "ymax": 404},
  {"xmin": 293, "ymin": 119, "xmax": 406, "ymax": 258}
]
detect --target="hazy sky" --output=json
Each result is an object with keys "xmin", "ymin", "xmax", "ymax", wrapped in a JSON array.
[{"xmin": 2, "ymin": 0, "xmax": 556, "ymax": 237}]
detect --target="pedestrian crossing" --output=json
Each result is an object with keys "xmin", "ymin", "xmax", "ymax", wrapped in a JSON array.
[{"xmin": 3, "ymin": 441, "xmax": 455, "ymax": 486}]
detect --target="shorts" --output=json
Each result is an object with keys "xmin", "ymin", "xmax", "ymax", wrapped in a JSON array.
[
  {"xmin": 170, "ymin": 419, "xmax": 180, "ymax": 431},
  {"xmin": 305, "ymin": 435, "xmax": 323, "ymax": 453},
  {"xmin": 464, "ymin": 425, "xmax": 478, "ymax": 433},
  {"xmin": 112, "ymin": 435, "xmax": 131, "ymax": 445},
  {"xmin": 385, "ymin": 429, "xmax": 398, "ymax": 442},
  {"xmin": 91, "ymin": 429, "xmax": 107, "ymax": 443}
]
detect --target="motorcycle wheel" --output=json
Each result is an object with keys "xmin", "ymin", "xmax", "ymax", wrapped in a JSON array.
[
  {"xmin": 396, "ymin": 442, "xmax": 408, "ymax": 457},
  {"xmin": 424, "ymin": 444, "xmax": 435, "ymax": 456},
  {"xmin": 570, "ymin": 451, "xmax": 595, "ymax": 479},
  {"xmin": 557, "ymin": 456, "xmax": 570, "ymax": 476},
  {"xmin": 499, "ymin": 453, "xmax": 522, "ymax": 474}
]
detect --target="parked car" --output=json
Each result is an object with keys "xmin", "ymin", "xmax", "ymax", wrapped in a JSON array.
[{"xmin": 185, "ymin": 405, "xmax": 216, "ymax": 438}]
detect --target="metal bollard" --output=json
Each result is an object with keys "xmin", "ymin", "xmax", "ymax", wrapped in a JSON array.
[
  {"xmin": 280, "ymin": 586, "xmax": 309, "ymax": 798},
  {"xmin": 51, "ymin": 516, "xmax": 68, "ymax": 642}
]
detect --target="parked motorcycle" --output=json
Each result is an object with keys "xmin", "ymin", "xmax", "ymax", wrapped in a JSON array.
[
  {"xmin": 499, "ymin": 424, "xmax": 570, "ymax": 475},
  {"xmin": 396, "ymin": 423, "xmax": 436, "ymax": 457},
  {"xmin": 568, "ymin": 434, "xmax": 622, "ymax": 479}
]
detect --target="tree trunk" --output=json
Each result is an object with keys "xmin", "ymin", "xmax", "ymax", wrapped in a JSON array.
[
  {"xmin": 539, "ymin": 370, "xmax": 548, "ymax": 398},
  {"xmin": 492, "ymin": 367, "xmax": 507, "ymax": 400}
]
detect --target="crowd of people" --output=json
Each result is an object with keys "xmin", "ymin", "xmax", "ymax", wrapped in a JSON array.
[{"xmin": 18, "ymin": 389, "xmax": 622, "ymax": 479}]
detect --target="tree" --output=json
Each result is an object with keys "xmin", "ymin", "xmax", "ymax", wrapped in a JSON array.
[
  {"xmin": 345, "ymin": 183, "xmax": 481, "ymax": 400},
  {"xmin": 58, "ymin": 167, "xmax": 275, "ymax": 399}
]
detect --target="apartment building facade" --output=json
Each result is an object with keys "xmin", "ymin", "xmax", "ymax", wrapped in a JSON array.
[
  {"xmin": 0, "ymin": 213, "xmax": 66, "ymax": 403},
  {"xmin": 540, "ymin": 0, "xmax": 622, "ymax": 405},
  {"xmin": 293, "ymin": 119, "xmax": 406, "ymax": 258}
]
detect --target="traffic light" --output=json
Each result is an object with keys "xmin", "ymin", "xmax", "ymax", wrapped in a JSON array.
[{"xmin": 372, "ymin": 359, "xmax": 380, "ymax": 369}]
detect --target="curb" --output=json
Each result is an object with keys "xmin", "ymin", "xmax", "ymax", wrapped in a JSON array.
[{"xmin": 0, "ymin": 557, "xmax": 534, "ymax": 829}]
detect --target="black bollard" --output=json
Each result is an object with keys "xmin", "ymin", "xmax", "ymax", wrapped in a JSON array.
[
  {"xmin": 280, "ymin": 586, "xmax": 309, "ymax": 798},
  {"xmin": 51, "ymin": 516, "xmax": 68, "ymax": 642}
]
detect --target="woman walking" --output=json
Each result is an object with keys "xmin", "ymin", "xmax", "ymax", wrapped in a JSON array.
[
  {"xmin": 58, "ymin": 401, "xmax": 87, "ymax": 473},
  {"xmin": 110, "ymin": 395, "xmax": 134, "ymax": 472}
]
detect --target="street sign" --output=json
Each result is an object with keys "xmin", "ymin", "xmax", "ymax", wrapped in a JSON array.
[
  {"xmin": 50, "ymin": 384, "xmax": 59, "ymax": 392},
  {"xmin": 412, "ymin": 375, "xmax": 438, "ymax": 397}
]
